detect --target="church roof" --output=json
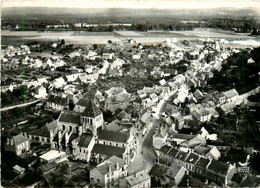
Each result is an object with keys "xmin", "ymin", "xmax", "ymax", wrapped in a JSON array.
[{"xmin": 82, "ymin": 100, "xmax": 102, "ymax": 118}]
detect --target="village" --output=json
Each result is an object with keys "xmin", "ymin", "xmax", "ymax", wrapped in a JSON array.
[{"xmin": 1, "ymin": 37, "xmax": 260, "ymax": 187}]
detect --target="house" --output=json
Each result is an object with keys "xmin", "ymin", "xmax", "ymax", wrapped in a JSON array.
[
  {"xmin": 149, "ymin": 163, "xmax": 169, "ymax": 186},
  {"xmin": 140, "ymin": 112, "xmax": 151, "ymax": 125},
  {"xmin": 174, "ymin": 85, "xmax": 189, "ymax": 104},
  {"xmin": 171, "ymin": 114, "xmax": 184, "ymax": 130},
  {"xmin": 91, "ymin": 144, "xmax": 127, "ymax": 164},
  {"xmin": 150, "ymin": 93, "xmax": 159, "ymax": 103},
  {"xmin": 5, "ymin": 134, "xmax": 30, "ymax": 156},
  {"xmin": 193, "ymin": 89, "xmax": 204, "ymax": 101},
  {"xmin": 102, "ymin": 53, "xmax": 114, "ymax": 60},
  {"xmin": 153, "ymin": 125, "xmax": 169, "ymax": 150},
  {"xmin": 220, "ymin": 102, "xmax": 236, "ymax": 113},
  {"xmin": 164, "ymin": 163, "xmax": 187, "ymax": 186},
  {"xmin": 105, "ymin": 87, "xmax": 127, "ymax": 98},
  {"xmin": 194, "ymin": 157, "xmax": 210, "ymax": 179},
  {"xmin": 142, "ymin": 97, "xmax": 153, "ymax": 108},
  {"xmin": 168, "ymin": 133, "xmax": 196, "ymax": 146},
  {"xmin": 204, "ymin": 146, "xmax": 221, "ymax": 160},
  {"xmin": 119, "ymin": 170, "xmax": 151, "ymax": 188},
  {"xmin": 192, "ymin": 108, "xmax": 211, "ymax": 122},
  {"xmin": 138, "ymin": 69, "xmax": 148, "ymax": 79},
  {"xmin": 184, "ymin": 152, "xmax": 200, "ymax": 173},
  {"xmin": 24, "ymin": 120, "xmax": 58, "ymax": 145},
  {"xmin": 206, "ymin": 159, "xmax": 236, "ymax": 186},
  {"xmin": 34, "ymin": 85, "xmax": 48, "ymax": 99},
  {"xmin": 52, "ymin": 77, "xmax": 66, "ymax": 88},
  {"xmin": 180, "ymin": 134, "xmax": 207, "ymax": 148},
  {"xmin": 158, "ymin": 146, "xmax": 179, "ymax": 165},
  {"xmin": 215, "ymin": 93, "xmax": 226, "ymax": 105},
  {"xmin": 90, "ymin": 155, "xmax": 128, "ymax": 188},
  {"xmin": 223, "ymin": 89, "xmax": 239, "ymax": 103},
  {"xmin": 46, "ymin": 95, "xmax": 69, "ymax": 111}
]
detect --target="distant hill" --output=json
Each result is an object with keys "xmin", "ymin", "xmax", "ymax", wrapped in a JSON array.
[{"xmin": 2, "ymin": 7, "xmax": 260, "ymax": 19}]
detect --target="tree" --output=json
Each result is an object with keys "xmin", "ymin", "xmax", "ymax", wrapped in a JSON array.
[
  {"xmin": 93, "ymin": 44, "xmax": 97, "ymax": 50},
  {"xmin": 60, "ymin": 39, "xmax": 65, "ymax": 45}
]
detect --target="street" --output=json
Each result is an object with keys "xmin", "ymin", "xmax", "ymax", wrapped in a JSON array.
[{"xmin": 127, "ymin": 90, "xmax": 177, "ymax": 174}]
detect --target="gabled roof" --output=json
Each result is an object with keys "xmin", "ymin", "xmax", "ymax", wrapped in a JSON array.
[
  {"xmin": 124, "ymin": 170, "xmax": 151, "ymax": 186},
  {"xmin": 82, "ymin": 100, "xmax": 102, "ymax": 118},
  {"xmin": 165, "ymin": 163, "xmax": 184, "ymax": 179},
  {"xmin": 47, "ymin": 95, "xmax": 68, "ymax": 106},
  {"xmin": 78, "ymin": 132, "xmax": 94, "ymax": 148},
  {"xmin": 91, "ymin": 144, "xmax": 126, "ymax": 158},
  {"xmin": 223, "ymin": 89, "xmax": 239, "ymax": 99},
  {"xmin": 59, "ymin": 112, "xmax": 80, "ymax": 124},
  {"xmin": 98, "ymin": 130, "xmax": 130, "ymax": 143},
  {"xmin": 12, "ymin": 134, "xmax": 29, "ymax": 145},
  {"xmin": 194, "ymin": 146, "xmax": 211, "ymax": 155},
  {"xmin": 96, "ymin": 155, "xmax": 126, "ymax": 175},
  {"xmin": 175, "ymin": 151, "xmax": 188, "ymax": 161},
  {"xmin": 185, "ymin": 153, "xmax": 200, "ymax": 165},
  {"xmin": 149, "ymin": 163, "xmax": 169, "ymax": 177},
  {"xmin": 195, "ymin": 157, "xmax": 210, "ymax": 169},
  {"xmin": 168, "ymin": 147, "xmax": 180, "ymax": 158},
  {"xmin": 207, "ymin": 159, "xmax": 230, "ymax": 175},
  {"xmin": 76, "ymin": 98, "xmax": 90, "ymax": 107},
  {"xmin": 45, "ymin": 120, "xmax": 58, "ymax": 131},
  {"xmin": 159, "ymin": 145, "xmax": 171, "ymax": 154}
]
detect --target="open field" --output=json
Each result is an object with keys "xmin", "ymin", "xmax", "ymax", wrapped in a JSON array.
[{"xmin": 2, "ymin": 29, "xmax": 260, "ymax": 46}]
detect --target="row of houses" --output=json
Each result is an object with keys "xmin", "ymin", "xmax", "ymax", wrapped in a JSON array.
[{"xmin": 157, "ymin": 145, "xmax": 236, "ymax": 186}]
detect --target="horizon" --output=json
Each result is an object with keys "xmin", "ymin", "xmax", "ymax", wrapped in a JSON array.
[{"xmin": 2, "ymin": 0, "xmax": 260, "ymax": 10}]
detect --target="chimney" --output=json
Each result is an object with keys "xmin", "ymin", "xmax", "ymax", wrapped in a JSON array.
[
  {"xmin": 10, "ymin": 138, "xmax": 14, "ymax": 145},
  {"xmin": 116, "ymin": 163, "xmax": 119, "ymax": 170},
  {"xmin": 6, "ymin": 138, "xmax": 10, "ymax": 145},
  {"xmin": 109, "ymin": 164, "xmax": 112, "ymax": 172}
]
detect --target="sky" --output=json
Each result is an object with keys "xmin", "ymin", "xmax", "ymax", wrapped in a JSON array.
[{"xmin": 2, "ymin": 0, "xmax": 260, "ymax": 10}]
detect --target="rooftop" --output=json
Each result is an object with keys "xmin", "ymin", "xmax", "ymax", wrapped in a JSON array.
[
  {"xmin": 185, "ymin": 153, "xmax": 200, "ymax": 165},
  {"xmin": 125, "ymin": 170, "xmax": 151, "ymax": 186},
  {"xmin": 76, "ymin": 98, "xmax": 90, "ymax": 107},
  {"xmin": 149, "ymin": 163, "xmax": 169, "ymax": 177},
  {"xmin": 96, "ymin": 155, "xmax": 126, "ymax": 175},
  {"xmin": 175, "ymin": 151, "xmax": 188, "ymax": 161},
  {"xmin": 78, "ymin": 132, "xmax": 94, "ymax": 148},
  {"xmin": 195, "ymin": 157, "xmax": 210, "ymax": 169},
  {"xmin": 98, "ymin": 130, "xmax": 130, "ymax": 143},
  {"xmin": 92, "ymin": 144, "xmax": 126, "ymax": 158},
  {"xmin": 207, "ymin": 159, "xmax": 230, "ymax": 175},
  {"xmin": 166, "ymin": 163, "xmax": 184, "ymax": 179},
  {"xmin": 10, "ymin": 134, "xmax": 29, "ymax": 145},
  {"xmin": 82, "ymin": 100, "xmax": 102, "ymax": 118},
  {"xmin": 47, "ymin": 95, "xmax": 68, "ymax": 106},
  {"xmin": 39, "ymin": 150, "xmax": 66, "ymax": 162},
  {"xmin": 59, "ymin": 112, "xmax": 80, "ymax": 124}
]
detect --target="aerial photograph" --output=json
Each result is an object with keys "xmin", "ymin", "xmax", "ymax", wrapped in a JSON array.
[{"xmin": 1, "ymin": 0, "xmax": 260, "ymax": 187}]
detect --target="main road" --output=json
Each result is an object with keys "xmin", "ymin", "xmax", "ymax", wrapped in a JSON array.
[{"xmin": 127, "ymin": 90, "xmax": 177, "ymax": 174}]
